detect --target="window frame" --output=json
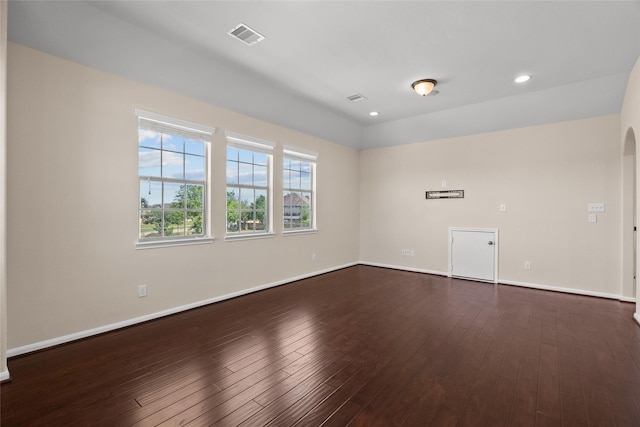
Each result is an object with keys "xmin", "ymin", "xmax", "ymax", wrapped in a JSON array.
[
  {"xmin": 135, "ymin": 109, "xmax": 215, "ymax": 249},
  {"xmin": 283, "ymin": 147, "xmax": 317, "ymax": 234},
  {"xmin": 225, "ymin": 131, "xmax": 275, "ymax": 240}
]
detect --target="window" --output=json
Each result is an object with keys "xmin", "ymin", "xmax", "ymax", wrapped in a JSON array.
[
  {"xmin": 137, "ymin": 110, "xmax": 214, "ymax": 247},
  {"xmin": 283, "ymin": 148, "xmax": 317, "ymax": 231},
  {"xmin": 225, "ymin": 132, "xmax": 274, "ymax": 236}
]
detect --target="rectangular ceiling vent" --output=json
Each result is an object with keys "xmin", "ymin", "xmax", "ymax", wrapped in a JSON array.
[
  {"xmin": 228, "ymin": 23, "xmax": 265, "ymax": 46},
  {"xmin": 347, "ymin": 93, "xmax": 367, "ymax": 102}
]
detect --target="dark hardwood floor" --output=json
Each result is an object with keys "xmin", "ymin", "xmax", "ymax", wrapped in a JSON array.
[{"xmin": 2, "ymin": 265, "xmax": 639, "ymax": 426}]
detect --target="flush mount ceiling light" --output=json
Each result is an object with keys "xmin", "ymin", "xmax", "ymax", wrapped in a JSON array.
[
  {"xmin": 411, "ymin": 79, "xmax": 438, "ymax": 96},
  {"xmin": 515, "ymin": 74, "xmax": 532, "ymax": 83}
]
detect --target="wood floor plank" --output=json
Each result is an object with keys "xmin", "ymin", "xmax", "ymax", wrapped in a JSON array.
[
  {"xmin": 2, "ymin": 265, "xmax": 638, "ymax": 426},
  {"xmin": 560, "ymin": 392, "xmax": 588, "ymax": 427},
  {"xmin": 508, "ymin": 356, "xmax": 539, "ymax": 427}
]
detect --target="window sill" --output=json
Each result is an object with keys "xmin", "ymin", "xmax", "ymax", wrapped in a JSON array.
[
  {"xmin": 283, "ymin": 229, "xmax": 318, "ymax": 237},
  {"xmin": 135, "ymin": 237, "xmax": 215, "ymax": 250},
  {"xmin": 225, "ymin": 232, "xmax": 276, "ymax": 242}
]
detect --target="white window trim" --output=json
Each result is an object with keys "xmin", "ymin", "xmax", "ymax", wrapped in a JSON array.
[
  {"xmin": 283, "ymin": 146, "xmax": 318, "ymax": 161},
  {"xmin": 135, "ymin": 109, "xmax": 215, "ymax": 249},
  {"xmin": 225, "ymin": 131, "xmax": 275, "ymax": 239},
  {"xmin": 283, "ymin": 147, "xmax": 317, "ymax": 234},
  {"xmin": 282, "ymin": 229, "xmax": 318, "ymax": 237},
  {"xmin": 136, "ymin": 236, "xmax": 215, "ymax": 250},
  {"xmin": 226, "ymin": 131, "xmax": 276, "ymax": 154},
  {"xmin": 225, "ymin": 232, "xmax": 276, "ymax": 242},
  {"xmin": 136, "ymin": 109, "xmax": 216, "ymax": 135}
]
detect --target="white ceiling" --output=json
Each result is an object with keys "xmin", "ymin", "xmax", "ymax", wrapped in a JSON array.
[{"xmin": 7, "ymin": 1, "xmax": 640, "ymax": 150}]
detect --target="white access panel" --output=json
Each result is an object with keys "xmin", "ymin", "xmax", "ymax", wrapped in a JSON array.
[{"xmin": 449, "ymin": 228, "xmax": 498, "ymax": 283}]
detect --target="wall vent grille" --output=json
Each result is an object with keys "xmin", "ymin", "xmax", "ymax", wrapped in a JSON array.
[
  {"xmin": 347, "ymin": 93, "xmax": 367, "ymax": 102},
  {"xmin": 228, "ymin": 23, "xmax": 265, "ymax": 46}
]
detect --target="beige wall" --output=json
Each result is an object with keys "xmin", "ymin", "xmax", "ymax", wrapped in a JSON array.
[
  {"xmin": 6, "ymin": 43, "xmax": 360, "ymax": 350},
  {"xmin": 360, "ymin": 115, "xmax": 624, "ymax": 298},
  {"xmin": 6, "ymin": 41, "xmax": 638, "ymax": 353},
  {"xmin": 621, "ymin": 56, "xmax": 640, "ymax": 322}
]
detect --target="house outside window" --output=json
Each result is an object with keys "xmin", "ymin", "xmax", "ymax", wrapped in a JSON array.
[
  {"xmin": 283, "ymin": 148, "xmax": 317, "ymax": 232},
  {"xmin": 136, "ymin": 109, "xmax": 214, "ymax": 248},
  {"xmin": 225, "ymin": 132, "xmax": 274, "ymax": 237}
]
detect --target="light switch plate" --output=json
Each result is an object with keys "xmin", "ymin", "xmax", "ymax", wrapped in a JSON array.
[{"xmin": 588, "ymin": 213, "xmax": 597, "ymax": 223}]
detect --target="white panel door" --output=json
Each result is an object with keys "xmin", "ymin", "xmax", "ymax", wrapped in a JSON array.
[{"xmin": 450, "ymin": 229, "xmax": 497, "ymax": 282}]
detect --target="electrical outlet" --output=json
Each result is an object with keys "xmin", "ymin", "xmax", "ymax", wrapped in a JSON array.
[
  {"xmin": 500, "ymin": 203, "xmax": 507, "ymax": 212},
  {"xmin": 409, "ymin": 249, "xmax": 415, "ymax": 257},
  {"xmin": 587, "ymin": 203, "xmax": 605, "ymax": 213},
  {"xmin": 312, "ymin": 253, "xmax": 317, "ymax": 262},
  {"xmin": 138, "ymin": 284, "xmax": 147, "ymax": 297},
  {"xmin": 524, "ymin": 261, "xmax": 531, "ymax": 270}
]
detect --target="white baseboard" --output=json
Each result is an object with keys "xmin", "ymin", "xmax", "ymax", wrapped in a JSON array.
[
  {"xmin": 6, "ymin": 261, "xmax": 636, "ymax": 357},
  {"xmin": 0, "ymin": 369, "xmax": 9, "ymax": 382},
  {"xmin": 634, "ymin": 312, "xmax": 640, "ymax": 327},
  {"xmin": 359, "ymin": 261, "xmax": 448, "ymax": 277},
  {"xmin": 499, "ymin": 279, "xmax": 635, "ymax": 302},
  {"xmin": 360, "ymin": 261, "xmax": 636, "ymax": 303},
  {"xmin": 7, "ymin": 262, "xmax": 358, "ymax": 358}
]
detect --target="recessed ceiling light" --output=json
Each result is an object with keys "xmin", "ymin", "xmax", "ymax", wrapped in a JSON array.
[
  {"xmin": 515, "ymin": 74, "xmax": 532, "ymax": 83},
  {"xmin": 369, "ymin": 111, "xmax": 379, "ymax": 117}
]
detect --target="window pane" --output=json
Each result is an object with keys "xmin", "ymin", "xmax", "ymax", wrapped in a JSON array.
[
  {"xmin": 238, "ymin": 163, "xmax": 253, "ymax": 185},
  {"xmin": 238, "ymin": 148, "xmax": 252, "ymax": 164},
  {"xmin": 163, "ymin": 151, "xmax": 184, "ymax": 179},
  {"xmin": 140, "ymin": 210, "xmax": 161, "ymax": 238},
  {"xmin": 139, "ymin": 147, "xmax": 161, "ymax": 177},
  {"xmin": 186, "ymin": 211, "xmax": 203, "ymax": 235},
  {"xmin": 227, "ymin": 146, "xmax": 239, "ymax": 161},
  {"xmin": 283, "ymin": 157, "xmax": 291, "ymax": 170},
  {"xmin": 185, "ymin": 138, "xmax": 204, "ymax": 156},
  {"xmin": 165, "ymin": 182, "xmax": 184, "ymax": 208},
  {"xmin": 290, "ymin": 169, "xmax": 301, "ymax": 190},
  {"xmin": 255, "ymin": 189, "xmax": 267, "ymax": 209},
  {"xmin": 300, "ymin": 171, "xmax": 311, "ymax": 190},
  {"xmin": 240, "ymin": 188, "xmax": 254, "ymax": 206},
  {"xmin": 141, "ymin": 180, "xmax": 163, "ymax": 207},
  {"xmin": 245, "ymin": 211, "xmax": 256, "ymax": 231},
  {"xmin": 254, "ymin": 165, "xmax": 267, "ymax": 187},
  {"xmin": 164, "ymin": 210, "xmax": 185, "ymax": 237},
  {"xmin": 161, "ymin": 134, "xmax": 181, "ymax": 152},
  {"xmin": 139, "ymin": 129, "xmax": 161, "ymax": 149},
  {"xmin": 226, "ymin": 211, "xmax": 240, "ymax": 232},
  {"xmin": 227, "ymin": 186, "xmax": 240, "ymax": 203},
  {"xmin": 226, "ymin": 187, "xmax": 240, "ymax": 233},
  {"xmin": 255, "ymin": 210, "xmax": 267, "ymax": 230},
  {"xmin": 283, "ymin": 169, "xmax": 291, "ymax": 190},
  {"xmin": 254, "ymin": 152, "xmax": 267, "ymax": 166},
  {"xmin": 185, "ymin": 154, "xmax": 205, "ymax": 181},
  {"xmin": 185, "ymin": 185, "xmax": 203, "ymax": 209},
  {"xmin": 226, "ymin": 160, "xmax": 239, "ymax": 184}
]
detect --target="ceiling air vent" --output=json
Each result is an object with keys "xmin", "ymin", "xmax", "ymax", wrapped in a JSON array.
[
  {"xmin": 228, "ymin": 23, "xmax": 265, "ymax": 46},
  {"xmin": 347, "ymin": 93, "xmax": 367, "ymax": 102}
]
